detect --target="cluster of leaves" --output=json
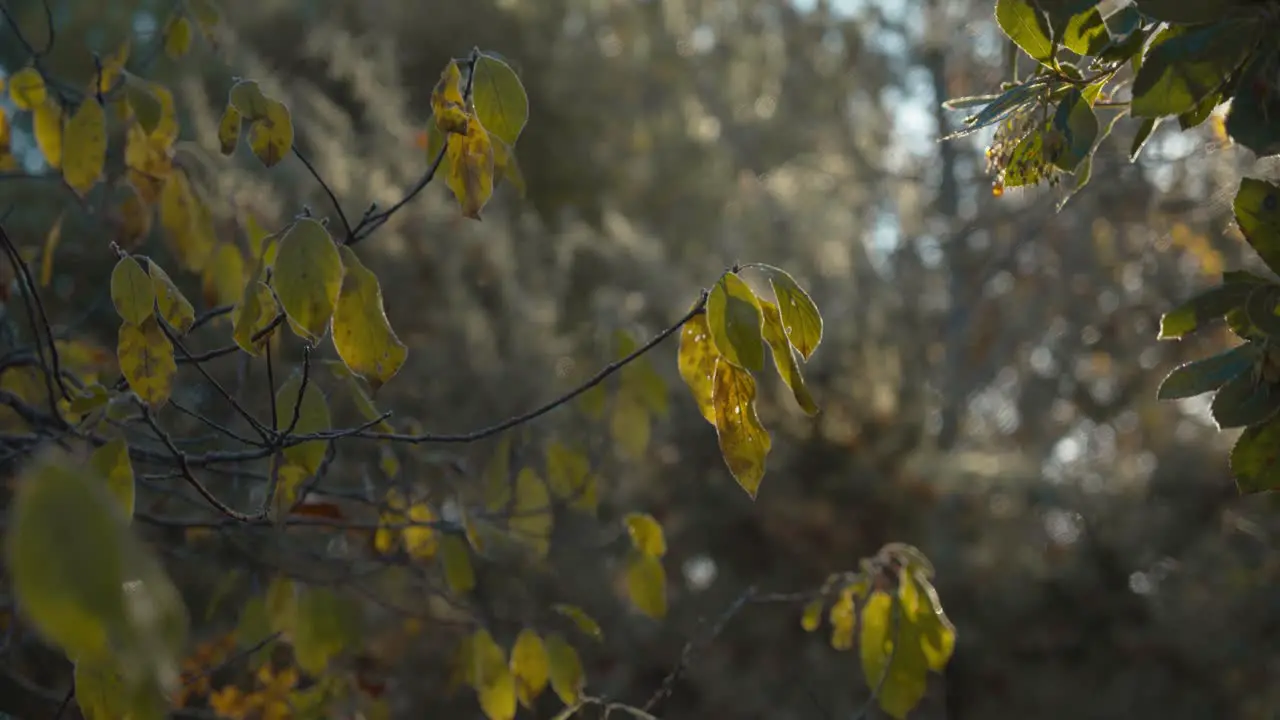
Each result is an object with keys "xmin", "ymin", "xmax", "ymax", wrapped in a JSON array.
[
  {"xmin": 0, "ymin": 3, "xmax": 953, "ymax": 720},
  {"xmin": 948, "ymin": 0, "xmax": 1280, "ymax": 493}
]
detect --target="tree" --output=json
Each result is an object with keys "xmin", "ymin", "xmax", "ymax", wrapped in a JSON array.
[
  {"xmin": 0, "ymin": 2, "xmax": 954, "ymax": 719},
  {"xmin": 946, "ymin": 0, "xmax": 1280, "ymax": 494}
]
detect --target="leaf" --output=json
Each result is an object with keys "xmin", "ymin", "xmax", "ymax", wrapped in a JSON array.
[
  {"xmin": 1130, "ymin": 20, "xmax": 1257, "ymax": 118},
  {"xmin": 1231, "ymin": 413, "xmax": 1280, "ymax": 493},
  {"xmin": 63, "ymin": 98, "xmax": 107, "ymax": 196},
  {"xmin": 1210, "ymin": 371, "xmax": 1280, "ymax": 429},
  {"xmin": 231, "ymin": 281, "xmax": 279, "ymax": 355},
  {"xmin": 247, "ymin": 99, "xmax": 293, "ymax": 168},
  {"xmin": 1132, "ymin": 0, "xmax": 1251, "ymax": 23},
  {"xmin": 545, "ymin": 441, "xmax": 596, "ymax": 513},
  {"xmin": 1234, "ymin": 178, "xmax": 1280, "ymax": 274},
  {"xmin": 275, "ymin": 373, "xmax": 331, "ymax": 475},
  {"xmin": 947, "ymin": 81, "xmax": 1044, "ymax": 139},
  {"xmin": 188, "ymin": 0, "xmax": 221, "ymax": 36},
  {"xmin": 801, "ymin": 599, "xmax": 824, "ymax": 633},
  {"xmin": 511, "ymin": 468, "xmax": 552, "ymax": 558},
  {"xmin": 545, "ymin": 633, "xmax": 585, "ymax": 707},
  {"xmin": 123, "ymin": 79, "xmax": 162, "ymax": 136},
  {"xmin": 472, "ymin": 53, "xmax": 530, "ymax": 147},
  {"xmin": 1159, "ymin": 278, "xmax": 1262, "ymax": 339},
  {"xmin": 706, "ymin": 273, "xmax": 766, "ymax": 372},
  {"xmin": 332, "ymin": 246, "xmax": 407, "ymax": 391},
  {"xmin": 617, "ymin": 330, "xmax": 668, "ymax": 416},
  {"xmin": 1059, "ymin": 6, "xmax": 1109, "ymax": 55},
  {"xmin": 677, "ymin": 312, "xmax": 720, "ymax": 424},
  {"xmin": 610, "ymin": 393, "xmax": 651, "ymax": 459},
  {"xmin": 229, "ymin": 80, "xmax": 272, "ymax": 119},
  {"xmin": 860, "ymin": 591, "xmax": 928, "ymax": 720},
  {"xmin": 403, "ymin": 501, "xmax": 439, "ymax": 559},
  {"xmin": 431, "ymin": 61, "xmax": 470, "ymax": 135},
  {"xmin": 510, "ymin": 629, "xmax": 549, "ymax": 709},
  {"xmin": 759, "ymin": 300, "xmax": 819, "ymax": 415},
  {"xmin": 1129, "ymin": 117, "xmax": 1158, "ymax": 161},
  {"xmin": 625, "ymin": 553, "xmax": 667, "ymax": 620},
  {"xmin": 273, "ymin": 218, "xmax": 344, "ymax": 343},
  {"xmin": 33, "ymin": 99, "xmax": 63, "ymax": 169},
  {"xmin": 74, "ymin": 658, "xmax": 130, "ymax": 720},
  {"xmin": 1050, "ymin": 87, "xmax": 1098, "ymax": 172},
  {"xmin": 828, "ymin": 587, "xmax": 856, "ymax": 650},
  {"xmin": 623, "ymin": 513, "xmax": 667, "ymax": 557},
  {"xmin": 9, "ymin": 67, "xmax": 46, "ymax": 110},
  {"xmin": 217, "ymin": 105, "xmax": 241, "ymax": 155},
  {"xmin": 996, "ymin": 0, "xmax": 1054, "ymax": 64},
  {"xmin": 265, "ymin": 575, "xmax": 297, "ymax": 636},
  {"xmin": 293, "ymin": 585, "xmax": 359, "ymax": 676},
  {"xmin": 712, "ymin": 360, "xmax": 771, "ymax": 499},
  {"xmin": 446, "ymin": 117, "xmax": 496, "ymax": 220},
  {"xmin": 491, "ymin": 135, "xmax": 526, "ymax": 197},
  {"xmin": 116, "ymin": 183, "xmax": 153, "ymax": 249},
  {"xmin": 441, "ymin": 534, "xmax": 476, "ymax": 594},
  {"xmin": 145, "ymin": 261, "xmax": 195, "ymax": 334},
  {"xmin": 1226, "ymin": 52, "xmax": 1280, "ymax": 158},
  {"xmin": 1156, "ymin": 342, "xmax": 1258, "ymax": 400},
  {"xmin": 470, "ymin": 629, "xmax": 517, "ymax": 720},
  {"xmin": 111, "ymin": 257, "xmax": 156, "ymax": 326},
  {"xmin": 118, "ymin": 317, "xmax": 176, "ymax": 408},
  {"xmin": 158, "ymin": 171, "xmax": 215, "ymax": 273},
  {"xmin": 1245, "ymin": 285, "xmax": 1280, "ymax": 337},
  {"xmin": 164, "ymin": 15, "xmax": 193, "ymax": 59},
  {"xmin": 202, "ymin": 242, "xmax": 246, "ymax": 309},
  {"xmin": 89, "ymin": 438, "xmax": 135, "ymax": 522},
  {"xmin": 553, "ymin": 605, "xmax": 603, "ymax": 642},
  {"xmin": 483, "ymin": 435, "xmax": 513, "ymax": 511},
  {"xmin": 900, "ymin": 570, "xmax": 955, "ymax": 672}
]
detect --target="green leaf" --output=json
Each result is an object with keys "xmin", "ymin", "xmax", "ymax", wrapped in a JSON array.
[
  {"xmin": 1211, "ymin": 370, "xmax": 1280, "ymax": 429},
  {"xmin": 1231, "ymin": 413, "xmax": 1280, "ymax": 493},
  {"xmin": 947, "ymin": 82, "xmax": 1045, "ymax": 139},
  {"xmin": 860, "ymin": 591, "xmax": 929, "ymax": 720},
  {"xmin": 275, "ymin": 372, "xmax": 332, "ymax": 476},
  {"xmin": 1156, "ymin": 342, "xmax": 1258, "ymax": 400},
  {"xmin": 1058, "ymin": 7, "xmax": 1110, "ymax": 56},
  {"xmin": 273, "ymin": 218, "xmax": 344, "ymax": 344},
  {"xmin": 1129, "ymin": 117, "xmax": 1158, "ymax": 162},
  {"xmin": 1177, "ymin": 90, "xmax": 1222, "ymax": 130},
  {"xmin": 471, "ymin": 53, "xmax": 530, "ymax": 148},
  {"xmin": 1003, "ymin": 123, "xmax": 1053, "ymax": 188},
  {"xmin": 705, "ymin": 273, "xmax": 766, "ymax": 373},
  {"xmin": 1129, "ymin": 20, "xmax": 1258, "ymax": 119},
  {"xmin": 996, "ymin": 0, "xmax": 1054, "ymax": 65},
  {"xmin": 293, "ymin": 585, "xmax": 360, "ymax": 675},
  {"xmin": 756, "ymin": 265, "xmax": 823, "ymax": 361},
  {"xmin": 1159, "ymin": 278, "xmax": 1262, "ymax": 339},
  {"xmin": 1225, "ymin": 52, "xmax": 1280, "ymax": 158},
  {"xmin": 1058, "ymin": 111, "xmax": 1123, "ymax": 210},
  {"xmin": 110, "ymin": 257, "xmax": 156, "ymax": 326},
  {"xmin": 88, "ymin": 438, "xmax": 136, "ymax": 522},
  {"xmin": 1050, "ymin": 88, "xmax": 1099, "ymax": 171},
  {"xmin": 1132, "ymin": 0, "xmax": 1254, "ymax": 24},
  {"xmin": 1245, "ymin": 285, "xmax": 1280, "ymax": 337},
  {"xmin": 1234, "ymin": 177, "xmax": 1280, "ymax": 275}
]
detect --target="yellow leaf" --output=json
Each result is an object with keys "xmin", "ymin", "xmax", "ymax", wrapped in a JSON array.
[
  {"xmin": 332, "ymin": 246, "xmax": 407, "ymax": 391},
  {"xmin": 403, "ymin": 501, "xmax": 438, "ymax": 560},
  {"xmin": 335, "ymin": 373, "xmax": 393, "ymax": 433},
  {"xmin": 706, "ymin": 273, "xmax": 765, "ymax": 372},
  {"xmin": 146, "ymin": 260, "xmax": 195, "ymax": 334},
  {"xmin": 228, "ymin": 80, "xmax": 272, "ymax": 120},
  {"xmin": 217, "ymin": 105, "xmax": 241, "ymax": 155},
  {"xmin": 123, "ymin": 79, "xmax": 162, "ymax": 136},
  {"xmin": 610, "ymin": 393, "xmax": 650, "ymax": 459},
  {"xmin": 158, "ymin": 171, "xmax": 214, "ymax": 273},
  {"xmin": 545, "ymin": 442, "xmax": 595, "ymax": 514},
  {"xmin": 145, "ymin": 82, "xmax": 180, "ymax": 147},
  {"xmin": 801, "ymin": 598, "xmax": 824, "ymax": 633},
  {"xmin": 623, "ymin": 513, "xmax": 666, "ymax": 557},
  {"xmin": 828, "ymin": 587, "xmax": 856, "ymax": 650},
  {"xmin": 901, "ymin": 569, "xmax": 955, "ymax": 672},
  {"xmin": 230, "ymin": 281, "xmax": 279, "ymax": 356},
  {"xmin": 88, "ymin": 438, "xmax": 135, "ymax": 522},
  {"xmin": 510, "ymin": 629, "xmax": 549, "ymax": 709},
  {"xmin": 8, "ymin": 68, "xmax": 46, "ymax": 110},
  {"xmin": 373, "ymin": 498, "xmax": 403, "ymax": 556},
  {"xmin": 269, "ymin": 459, "xmax": 308, "ymax": 518},
  {"xmin": 712, "ymin": 360, "xmax": 771, "ymax": 499},
  {"xmin": 511, "ymin": 468, "xmax": 552, "ymax": 559},
  {"xmin": 470, "ymin": 629, "xmax": 517, "ymax": 720},
  {"xmin": 244, "ymin": 212, "xmax": 274, "ymax": 263},
  {"xmin": 110, "ymin": 257, "xmax": 157, "ymax": 326},
  {"xmin": 202, "ymin": 242, "xmax": 246, "ymax": 309},
  {"xmin": 678, "ymin": 311, "xmax": 719, "ymax": 425},
  {"xmin": 117, "ymin": 317, "xmax": 176, "ymax": 408},
  {"xmin": 552, "ymin": 605, "xmax": 603, "ymax": 642},
  {"xmin": 164, "ymin": 15, "xmax": 193, "ymax": 58},
  {"xmin": 759, "ymin": 300, "xmax": 819, "ymax": 415},
  {"xmin": 764, "ymin": 266, "xmax": 823, "ymax": 361},
  {"xmin": 273, "ymin": 218, "xmax": 343, "ymax": 343},
  {"xmin": 471, "ymin": 54, "xmax": 529, "ymax": 147},
  {"xmin": 431, "ymin": 61, "xmax": 469, "ymax": 135},
  {"xmin": 96, "ymin": 42, "xmax": 130, "ymax": 95},
  {"xmin": 445, "ymin": 117, "xmax": 496, "ymax": 220},
  {"xmin": 115, "ymin": 182, "xmax": 153, "ymax": 249},
  {"xmin": 63, "ymin": 99, "xmax": 107, "ymax": 197},
  {"xmin": 39, "ymin": 213, "xmax": 63, "ymax": 288},
  {"xmin": 545, "ymin": 633, "xmax": 585, "ymax": 706},
  {"xmin": 860, "ymin": 590, "xmax": 928, "ymax": 720},
  {"xmin": 274, "ymin": 373, "xmax": 330, "ymax": 475},
  {"xmin": 483, "ymin": 434, "xmax": 512, "ymax": 511},
  {"xmin": 440, "ymin": 534, "xmax": 476, "ymax": 594},
  {"xmin": 625, "ymin": 553, "xmax": 667, "ymax": 620},
  {"xmin": 33, "ymin": 99, "xmax": 63, "ymax": 169},
  {"xmin": 247, "ymin": 99, "xmax": 293, "ymax": 168}
]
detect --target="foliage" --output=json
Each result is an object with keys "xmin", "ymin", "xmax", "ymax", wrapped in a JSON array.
[
  {"xmin": 0, "ymin": 2, "xmax": 952, "ymax": 719},
  {"xmin": 948, "ymin": 0, "xmax": 1280, "ymax": 494}
]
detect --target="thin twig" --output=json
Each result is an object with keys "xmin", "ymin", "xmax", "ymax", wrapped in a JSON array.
[
  {"xmin": 643, "ymin": 585, "xmax": 758, "ymax": 713},
  {"xmin": 138, "ymin": 403, "xmax": 256, "ymax": 522},
  {"xmin": 292, "ymin": 146, "xmax": 353, "ymax": 241}
]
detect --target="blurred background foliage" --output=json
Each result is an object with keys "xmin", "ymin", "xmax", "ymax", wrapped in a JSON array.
[{"xmin": 3, "ymin": 0, "xmax": 1280, "ymax": 718}]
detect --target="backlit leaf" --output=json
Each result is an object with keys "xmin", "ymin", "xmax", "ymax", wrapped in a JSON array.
[
  {"xmin": 230, "ymin": 281, "xmax": 279, "ymax": 356},
  {"xmin": 1210, "ymin": 371, "xmax": 1280, "ymax": 429},
  {"xmin": 510, "ymin": 629, "xmax": 549, "ymax": 709},
  {"xmin": 712, "ymin": 360, "xmax": 771, "ymax": 499},
  {"xmin": 164, "ymin": 15, "xmax": 193, "ymax": 59},
  {"xmin": 247, "ymin": 99, "xmax": 293, "ymax": 168},
  {"xmin": 9, "ymin": 67, "xmax": 46, "ymax": 110},
  {"xmin": 1225, "ymin": 53, "xmax": 1280, "ymax": 158},
  {"xmin": 996, "ymin": 0, "xmax": 1054, "ymax": 64},
  {"xmin": 118, "ymin": 317, "xmax": 176, "ymax": 408},
  {"xmin": 202, "ymin": 242, "xmax": 246, "ymax": 310},
  {"xmin": 1157, "ymin": 342, "xmax": 1258, "ymax": 400},
  {"xmin": 332, "ymin": 246, "xmax": 407, "ymax": 391},
  {"xmin": 273, "ymin": 218, "xmax": 344, "ymax": 343},
  {"xmin": 623, "ymin": 513, "xmax": 666, "ymax": 557},
  {"xmin": 441, "ymin": 534, "xmax": 476, "ymax": 594},
  {"xmin": 1130, "ymin": 21, "xmax": 1256, "ymax": 119},
  {"xmin": 217, "ymin": 105, "xmax": 241, "ymax": 155},
  {"xmin": 759, "ymin": 300, "xmax": 818, "ymax": 414},
  {"xmin": 901, "ymin": 570, "xmax": 956, "ymax": 672},
  {"xmin": 677, "ymin": 312, "xmax": 719, "ymax": 424},
  {"xmin": 33, "ymin": 99, "xmax": 63, "ymax": 169},
  {"xmin": 553, "ymin": 605, "xmax": 603, "ymax": 642},
  {"xmin": 828, "ymin": 586, "xmax": 856, "ymax": 650},
  {"xmin": 758, "ymin": 266, "xmax": 822, "ymax": 361},
  {"xmin": 147, "ymin": 261, "xmax": 195, "ymax": 334},
  {"xmin": 472, "ymin": 54, "xmax": 530, "ymax": 147},
  {"xmin": 123, "ymin": 78, "xmax": 162, "ymax": 136},
  {"xmin": 706, "ymin": 273, "xmax": 766, "ymax": 372},
  {"xmin": 545, "ymin": 633, "xmax": 585, "ymax": 706},
  {"xmin": 158, "ymin": 171, "xmax": 215, "ymax": 273},
  {"xmin": 275, "ymin": 372, "xmax": 331, "ymax": 475},
  {"xmin": 860, "ymin": 591, "xmax": 928, "ymax": 720},
  {"xmin": 403, "ymin": 501, "xmax": 438, "ymax": 560},
  {"xmin": 1133, "ymin": 0, "xmax": 1250, "ymax": 23},
  {"xmin": 63, "ymin": 98, "xmax": 107, "ymax": 196},
  {"xmin": 625, "ymin": 553, "xmax": 667, "ymax": 620},
  {"xmin": 1160, "ymin": 277, "xmax": 1263, "ymax": 340},
  {"xmin": 1234, "ymin": 178, "xmax": 1280, "ymax": 275},
  {"xmin": 545, "ymin": 441, "xmax": 595, "ymax": 513},
  {"xmin": 471, "ymin": 629, "xmax": 517, "ymax": 720},
  {"xmin": 446, "ymin": 117, "xmax": 496, "ymax": 220},
  {"xmin": 1231, "ymin": 413, "xmax": 1280, "ymax": 493},
  {"xmin": 431, "ymin": 61, "xmax": 469, "ymax": 135},
  {"xmin": 111, "ymin": 257, "xmax": 156, "ymax": 326},
  {"xmin": 89, "ymin": 438, "xmax": 135, "ymax": 522}
]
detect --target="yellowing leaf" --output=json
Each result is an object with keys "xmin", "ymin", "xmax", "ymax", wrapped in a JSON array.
[
  {"xmin": 145, "ymin": 82, "xmax": 179, "ymax": 147},
  {"xmin": 510, "ymin": 629, "xmax": 549, "ymax": 709},
  {"xmin": 158, "ymin": 171, "xmax": 214, "ymax": 273},
  {"xmin": 545, "ymin": 633, "xmax": 585, "ymax": 706},
  {"xmin": 552, "ymin": 604, "xmax": 603, "ymax": 642},
  {"xmin": 403, "ymin": 501, "xmax": 438, "ymax": 559},
  {"xmin": 712, "ymin": 360, "xmax": 771, "ymax": 499},
  {"xmin": 96, "ymin": 43, "xmax": 130, "ymax": 95},
  {"xmin": 472, "ymin": 54, "xmax": 529, "ymax": 147},
  {"xmin": 610, "ymin": 393, "xmax": 650, "ymax": 460},
  {"xmin": 33, "ymin": 99, "xmax": 63, "ymax": 169},
  {"xmin": 801, "ymin": 598, "xmax": 824, "ymax": 633},
  {"xmin": 146, "ymin": 261, "xmax": 195, "ymax": 334},
  {"xmin": 759, "ymin": 300, "xmax": 818, "ymax": 415},
  {"xmin": 123, "ymin": 79, "xmax": 162, "ymax": 136},
  {"xmin": 230, "ymin": 281, "xmax": 279, "ymax": 355},
  {"xmin": 273, "ymin": 218, "xmax": 343, "ymax": 343},
  {"xmin": 828, "ymin": 587, "xmax": 856, "ymax": 650},
  {"xmin": 764, "ymin": 266, "xmax": 823, "ymax": 361},
  {"xmin": 625, "ymin": 553, "xmax": 667, "ymax": 620},
  {"xmin": 40, "ymin": 213, "xmax": 63, "ymax": 288},
  {"xmin": 431, "ymin": 61, "xmax": 470, "ymax": 135},
  {"xmin": 545, "ymin": 442, "xmax": 595, "ymax": 513},
  {"xmin": 677, "ymin": 312, "xmax": 719, "ymax": 424},
  {"xmin": 202, "ymin": 242, "xmax": 246, "ymax": 309},
  {"xmin": 470, "ymin": 629, "xmax": 517, "ymax": 720},
  {"xmin": 623, "ymin": 513, "xmax": 666, "ymax": 557},
  {"xmin": 332, "ymin": 246, "xmax": 407, "ymax": 391},
  {"xmin": 111, "ymin": 257, "xmax": 156, "ymax": 326},
  {"xmin": 901, "ymin": 570, "xmax": 955, "ymax": 672},
  {"xmin": 217, "ymin": 105, "xmax": 241, "ymax": 155},
  {"xmin": 511, "ymin": 468, "xmax": 552, "ymax": 559},
  {"xmin": 118, "ymin": 317, "xmax": 176, "ymax": 408},
  {"xmin": 860, "ymin": 590, "xmax": 928, "ymax": 720},
  {"xmin": 164, "ymin": 15, "xmax": 193, "ymax": 59},
  {"xmin": 88, "ymin": 438, "xmax": 135, "ymax": 522},
  {"xmin": 275, "ymin": 374, "xmax": 330, "ymax": 475},
  {"xmin": 445, "ymin": 118, "xmax": 496, "ymax": 220},
  {"xmin": 706, "ymin": 273, "xmax": 765, "ymax": 372},
  {"xmin": 63, "ymin": 99, "xmax": 107, "ymax": 197},
  {"xmin": 440, "ymin": 534, "xmax": 476, "ymax": 594},
  {"xmin": 247, "ymin": 99, "xmax": 293, "ymax": 168},
  {"xmin": 9, "ymin": 68, "xmax": 46, "ymax": 110},
  {"xmin": 229, "ymin": 80, "xmax": 271, "ymax": 120}
]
